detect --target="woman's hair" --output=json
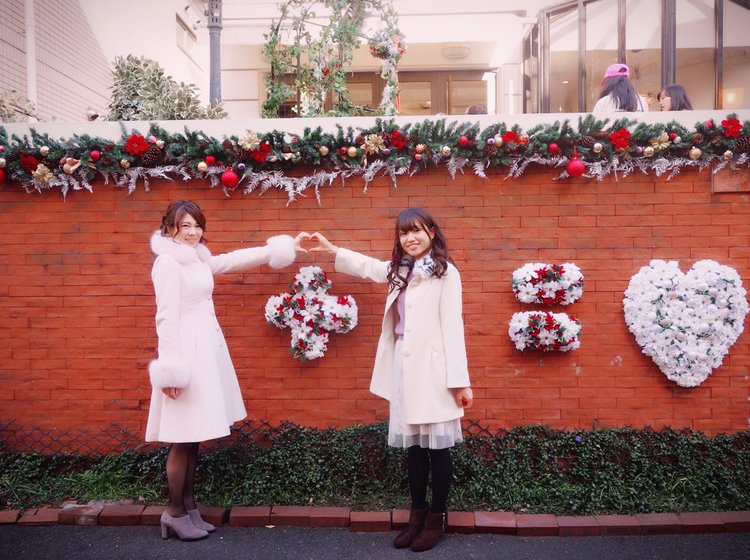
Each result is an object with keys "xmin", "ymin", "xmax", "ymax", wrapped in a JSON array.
[
  {"xmin": 658, "ymin": 83, "xmax": 693, "ymax": 110},
  {"xmin": 160, "ymin": 199, "xmax": 207, "ymax": 243},
  {"xmin": 386, "ymin": 207, "xmax": 453, "ymax": 290},
  {"xmin": 599, "ymin": 76, "xmax": 641, "ymax": 111}
]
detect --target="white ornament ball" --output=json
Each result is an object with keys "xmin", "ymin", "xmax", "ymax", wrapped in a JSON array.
[
  {"xmin": 318, "ymin": 145, "xmax": 329, "ymax": 156},
  {"xmin": 643, "ymin": 146, "xmax": 655, "ymax": 157},
  {"xmin": 493, "ymin": 134, "xmax": 504, "ymax": 147},
  {"xmin": 689, "ymin": 146, "xmax": 702, "ymax": 160},
  {"xmin": 347, "ymin": 146, "xmax": 358, "ymax": 158},
  {"xmin": 441, "ymin": 146, "xmax": 451, "ymax": 157},
  {"xmin": 120, "ymin": 159, "xmax": 131, "ymax": 169},
  {"xmin": 673, "ymin": 136, "xmax": 681, "ymax": 144},
  {"xmin": 197, "ymin": 161, "xmax": 208, "ymax": 172},
  {"xmin": 593, "ymin": 142, "xmax": 603, "ymax": 153},
  {"xmin": 0, "ymin": 158, "xmax": 5, "ymax": 168},
  {"xmin": 39, "ymin": 146, "xmax": 50, "ymax": 157},
  {"xmin": 723, "ymin": 150, "xmax": 734, "ymax": 161}
]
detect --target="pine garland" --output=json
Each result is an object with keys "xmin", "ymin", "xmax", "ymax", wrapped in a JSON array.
[{"xmin": 0, "ymin": 115, "xmax": 748, "ymax": 203}]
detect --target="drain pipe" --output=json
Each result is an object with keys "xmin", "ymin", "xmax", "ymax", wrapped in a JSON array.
[{"xmin": 206, "ymin": 0, "xmax": 223, "ymax": 103}]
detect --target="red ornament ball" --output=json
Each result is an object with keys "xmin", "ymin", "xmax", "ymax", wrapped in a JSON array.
[
  {"xmin": 458, "ymin": 135, "xmax": 469, "ymax": 147},
  {"xmin": 90, "ymin": 150, "xmax": 101, "ymax": 161},
  {"xmin": 414, "ymin": 153, "xmax": 423, "ymax": 161},
  {"xmin": 548, "ymin": 143, "xmax": 559, "ymax": 154},
  {"xmin": 339, "ymin": 147, "xmax": 348, "ymax": 155},
  {"xmin": 0, "ymin": 168, "xmax": 6, "ymax": 184},
  {"xmin": 704, "ymin": 120, "xmax": 714, "ymax": 129},
  {"xmin": 221, "ymin": 167, "xmax": 239, "ymax": 189},
  {"xmin": 668, "ymin": 132, "xmax": 677, "ymax": 141},
  {"xmin": 566, "ymin": 158, "xmax": 586, "ymax": 177},
  {"xmin": 205, "ymin": 155, "xmax": 216, "ymax": 165}
]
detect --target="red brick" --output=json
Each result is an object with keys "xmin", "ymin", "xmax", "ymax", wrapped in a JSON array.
[
  {"xmin": 391, "ymin": 508, "xmax": 410, "ymax": 530},
  {"xmin": 473, "ymin": 511, "xmax": 516, "ymax": 534},
  {"xmin": 678, "ymin": 512, "xmax": 726, "ymax": 534},
  {"xmin": 635, "ymin": 513, "xmax": 682, "ymax": 535},
  {"xmin": 229, "ymin": 506, "xmax": 271, "ymax": 527},
  {"xmin": 446, "ymin": 511, "xmax": 474, "ymax": 534},
  {"xmin": 720, "ymin": 511, "xmax": 750, "ymax": 532},
  {"xmin": 594, "ymin": 515, "xmax": 641, "ymax": 536},
  {"xmin": 349, "ymin": 511, "xmax": 391, "ymax": 532},
  {"xmin": 196, "ymin": 505, "xmax": 228, "ymax": 527},
  {"xmin": 309, "ymin": 506, "xmax": 350, "ymax": 528},
  {"xmin": 141, "ymin": 505, "xmax": 165, "ymax": 526},
  {"xmin": 98, "ymin": 505, "xmax": 145, "ymax": 526},
  {"xmin": 0, "ymin": 510, "xmax": 20, "ymax": 524},
  {"xmin": 515, "ymin": 514, "xmax": 558, "ymax": 537},
  {"xmin": 18, "ymin": 508, "xmax": 61, "ymax": 526},
  {"xmin": 270, "ymin": 505, "xmax": 311, "ymax": 527},
  {"xmin": 58, "ymin": 504, "xmax": 103, "ymax": 526},
  {"xmin": 557, "ymin": 515, "xmax": 600, "ymax": 536}
]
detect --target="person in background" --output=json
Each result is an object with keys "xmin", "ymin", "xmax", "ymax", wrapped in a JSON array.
[
  {"xmin": 310, "ymin": 208, "xmax": 473, "ymax": 553},
  {"xmin": 593, "ymin": 63, "xmax": 648, "ymax": 112},
  {"xmin": 147, "ymin": 199, "xmax": 308, "ymax": 541},
  {"xmin": 465, "ymin": 104, "xmax": 487, "ymax": 115},
  {"xmin": 658, "ymin": 84, "xmax": 694, "ymax": 111}
]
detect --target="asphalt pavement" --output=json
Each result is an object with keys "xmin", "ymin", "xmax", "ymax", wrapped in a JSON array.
[{"xmin": 2, "ymin": 525, "xmax": 750, "ymax": 560}]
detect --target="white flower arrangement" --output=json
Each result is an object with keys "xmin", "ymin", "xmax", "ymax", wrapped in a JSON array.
[
  {"xmin": 265, "ymin": 266, "xmax": 358, "ymax": 361},
  {"xmin": 511, "ymin": 262, "xmax": 584, "ymax": 306},
  {"xmin": 623, "ymin": 259, "xmax": 749, "ymax": 388},
  {"xmin": 508, "ymin": 311, "xmax": 581, "ymax": 352}
]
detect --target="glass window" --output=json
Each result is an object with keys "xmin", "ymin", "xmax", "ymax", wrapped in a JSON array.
[
  {"xmin": 625, "ymin": 0, "xmax": 661, "ymax": 111},
  {"xmin": 548, "ymin": 7, "xmax": 580, "ymax": 113},
  {"xmin": 399, "ymin": 81, "xmax": 432, "ymax": 115},
  {"xmin": 676, "ymin": 0, "xmax": 714, "ymax": 109},
  {"xmin": 585, "ymin": 0, "xmax": 618, "ymax": 111},
  {"xmin": 723, "ymin": 1, "xmax": 750, "ymax": 109}
]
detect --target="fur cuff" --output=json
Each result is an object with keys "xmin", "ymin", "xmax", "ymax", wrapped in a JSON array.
[
  {"xmin": 148, "ymin": 358, "xmax": 191, "ymax": 389},
  {"xmin": 266, "ymin": 235, "xmax": 296, "ymax": 269}
]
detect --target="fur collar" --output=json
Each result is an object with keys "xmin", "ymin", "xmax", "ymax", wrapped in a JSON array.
[{"xmin": 150, "ymin": 231, "xmax": 211, "ymax": 264}]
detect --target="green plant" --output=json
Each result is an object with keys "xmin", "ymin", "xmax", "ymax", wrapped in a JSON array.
[
  {"xmin": 106, "ymin": 55, "xmax": 226, "ymax": 121},
  {"xmin": 0, "ymin": 90, "xmax": 40, "ymax": 122}
]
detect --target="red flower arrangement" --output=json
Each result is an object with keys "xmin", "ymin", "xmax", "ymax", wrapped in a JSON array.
[
  {"xmin": 20, "ymin": 154, "xmax": 39, "ymax": 173},
  {"xmin": 389, "ymin": 130, "xmax": 408, "ymax": 152},
  {"xmin": 124, "ymin": 134, "xmax": 149, "ymax": 156},
  {"xmin": 250, "ymin": 141, "xmax": 272, "ymax": 164},
  {"xmin": 608, "ymin": 128, "xmax": 632, "ymax": 150},
  {"xmin": 502, "ymin": 130, "xmax": 518, "ymax": 144},
  {"xmin": 721, "ymin": 118, "xmax": 742, "ymax": 138}
]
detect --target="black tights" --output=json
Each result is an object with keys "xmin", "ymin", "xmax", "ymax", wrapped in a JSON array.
[
  {"xmin": 165, "ymin": 442, "xmax": 199, "ymax": 517},
  {"xmin": 406, "ymin": 445, "xmax": 453, "ymax": 514}
]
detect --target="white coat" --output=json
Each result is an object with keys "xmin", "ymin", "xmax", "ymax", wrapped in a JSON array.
[
  {"xmin": 335, "ymin": 248, "xmax": 471, "ymax": 425},
  {"xmin": 145, "ymin": 232, "xmax": 296, "ymax": 443}
]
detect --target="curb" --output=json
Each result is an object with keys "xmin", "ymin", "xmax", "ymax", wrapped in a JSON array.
[{"xmin": 3, "ymin": 506, "xmax": 750, "ymax": 536}]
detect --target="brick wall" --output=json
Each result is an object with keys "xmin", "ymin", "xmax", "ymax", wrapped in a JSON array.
[{"xmin": 1, "ymin": 165, "xmax": 749, "ymax": 443}]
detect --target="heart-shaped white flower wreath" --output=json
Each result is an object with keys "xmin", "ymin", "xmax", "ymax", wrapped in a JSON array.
[{"xmin": 623, "ymin": 259, "xmax": 748, "ymax": 387}]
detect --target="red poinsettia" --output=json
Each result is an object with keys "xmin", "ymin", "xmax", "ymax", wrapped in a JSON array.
[
  {"xmin": 19, "ymin": 154, "xmax": 39, "ymax": 173},
  {"xmin": 250, "ymin": 141, "xmax": 272, "ymax": 163},
  {"xmin": 389, "ymin": 130, "xmax": 408, "ymax": 151},
  {"xmin": 502, "ymin": 130, "xmax": 518, "ymax": 144},
  {"xmin": 124, "ymin": 134, "xmax": 149, "ymax": 156},
  {"xmin": 608, "ymin": 128, "xmax": 632, "ymax": 150},
  {"xmin": 721, "ymin": 117, "xmax": 742, "ymax": 138}
]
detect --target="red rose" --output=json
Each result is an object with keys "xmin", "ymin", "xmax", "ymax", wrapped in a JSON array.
[
  {"xmin": 124, "ymin": 134, "xmax": 149, "ymax": 156},
  {"xmin": 721, "ymin": 117, "xmax": 742, "ymax": 138},
  {"xmin": 20, "ymin": 154, "xmax": 39, "ymax": 173},
  {"xmin": 250, "ymin": 141, "xmax": 272, "ymax": 163},
  {"xmin": 608, "ymin": 128, "xmax": 632, "ymax": 150}
]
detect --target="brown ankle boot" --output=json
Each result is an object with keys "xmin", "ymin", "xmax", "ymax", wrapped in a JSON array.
[
  {"xmin": 410, "ymin": 511, "xmax": 446, "ymax": 552},
  {"xmin": 393, "ymin": 508, "xmax": 427, "ymax": 549}
]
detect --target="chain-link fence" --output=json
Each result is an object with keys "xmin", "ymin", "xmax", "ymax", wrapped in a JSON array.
[{"xmin": 0, "ymin": 418, "xmax": 500, "ymax": 456}]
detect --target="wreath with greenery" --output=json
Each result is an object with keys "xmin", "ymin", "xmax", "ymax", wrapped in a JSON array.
[{"xmin": 0, "ymin": 114, "xmax": 748, "ymax": 202}]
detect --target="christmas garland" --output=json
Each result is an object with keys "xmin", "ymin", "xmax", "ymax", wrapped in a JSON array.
[{"xmin": 0, "ymin": 114, "xmax": 748, "ymax": 202}]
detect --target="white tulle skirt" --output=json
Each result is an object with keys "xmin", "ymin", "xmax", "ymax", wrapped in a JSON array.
[{"xmin": 388, "ymin": 339, "xmax": 463, "ymax": 450}]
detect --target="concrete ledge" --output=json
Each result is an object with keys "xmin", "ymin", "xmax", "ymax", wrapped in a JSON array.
[
  {"xmin": 349, "ymin": 511, "xmax": 391, "ymax": 532},
  {"xmin": 18, "ymin": 508, "xmax": 61, "ymax": 526},
  {"xmin": 309, "ymin": 506, "xmax": 350, "ymax": 528},
  {"xmin": 58, "ymin": 504, "xmax": 103, "ymax": 526},
  {"xmin": 229, "ymin": 506, "xmax": 271, "ymax": 527},
  {"xmin": 516, "ymin": 514, "xmax": 558, "ymax": 537},
  {"xmin": 720, "ymin": 511, "xmax": 750, "ymax": 532}
]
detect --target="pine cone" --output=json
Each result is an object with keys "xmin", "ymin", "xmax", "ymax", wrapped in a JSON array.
[
  {"xmin": 691, "ymin": 133, "xmax": 704, "ymax": 146},
  {"xmin": 381, "ymin": 132, "xmax": 393, "ymax": 145},
  {"xmin": 222, "ymin": 139, "xmax": 234, "ymax": 150},
  {"xmin": 141, "ymin": 145, "xmax": 163, "ymax": 167},
  {"xmin": 736, "ymin": 135, "xmax": 750, "ymax": 153},
  {"xmin": 355, "ymin": 134, "xmax": 365, "ymax": 145},
  {"xmin": 579, "ymin": 136, "xmax": 596, "ymax": 148},
  {"xmin": 483, "ymin": 144, "xmax": 498, "ymax": 158},
  {"xmin": 594, "ymin": 131, "xmax": 609, "ymax": 139}
]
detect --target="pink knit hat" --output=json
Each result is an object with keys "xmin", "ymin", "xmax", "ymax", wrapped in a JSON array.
[{"xmin": 602, "ymin": 63, "xmax": 630, "ymax": 85}]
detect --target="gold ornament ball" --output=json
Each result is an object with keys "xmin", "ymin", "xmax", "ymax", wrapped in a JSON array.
[
  {"xmin": 493, "ymin": 134, "xmax": 504, "ymax": 147},
  {"xmin": 39, "ymin": 146, "xmax": 50, "ymax": 156},
  {"xmin": 643, "ymin": 146, "xmax": 655, "ymax": 157},
  {"xmin": 62, "ymin": 163, "xmax": 73, "ymax": 174},
  {"xmin": 689, "ymin": 146, "xmax": 702, "ymax": 160},
  {"xmin": 415, "ymin": 143, "xmax": 427, "ymax": 154},
  {"xmin": 593, "ymin": 142, "xmax": 603, "ymax": 153},
  {"xmin": 120, "ymin": 159, "xmax": 131, "ymax": 169},
  {"xmin": 347, "ymin": 146, "xmax": 358, "ymax": 158},
  {"xmin": 723, "ymin": 150, "xmax": 734, "ymax": 160},
  {"xmin": 319, "ymin": 145, "xmax": 329, "ymax": 156},
  {"xmin": 441, "ymin": 146, "xmax": 451, "ymax": 157},
  {"xmin": 197, "ymin": 161, "xmax": 209, "ymax": 172}
]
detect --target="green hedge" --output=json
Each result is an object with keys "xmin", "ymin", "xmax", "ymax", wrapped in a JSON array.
[{"xmin": 2, "ymin": 423, "xmax": 749, "ymax": 514}]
